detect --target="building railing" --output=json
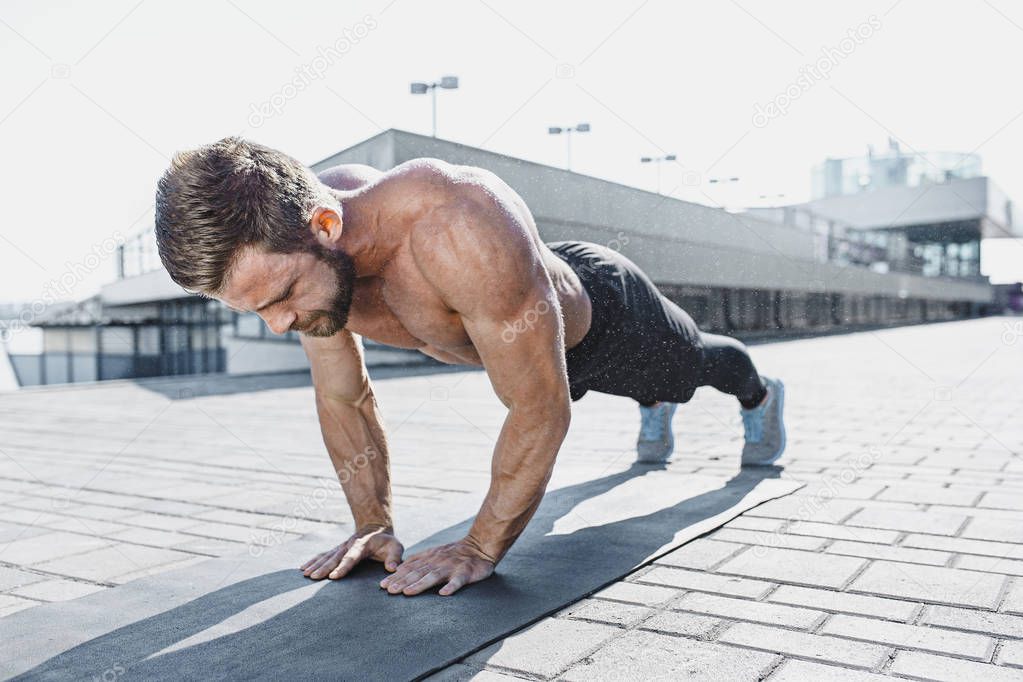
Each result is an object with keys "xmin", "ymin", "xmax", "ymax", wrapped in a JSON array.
[{"xmin": 117, "ymin": 227, "xmax": 162, "ymax": 279}]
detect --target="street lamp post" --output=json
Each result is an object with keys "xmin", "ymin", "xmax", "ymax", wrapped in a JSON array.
[
  {"xmin": 640, "ymin": 153, "xmax": 677, "ymax": 194},
  {"xmin": 548, "ymin": 123, "xmax": 590, "ymax": 171},
  {"xmin": 707, "ymin": 176, "xmax": 741, "ymax": 211},
  {"xmin": 410, "ymin": 75, "xmax": 459, "ymax": 137}
]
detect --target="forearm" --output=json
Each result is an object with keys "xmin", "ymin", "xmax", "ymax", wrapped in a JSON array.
[
  {"xmin": 316, "ymin": 389, "xmax": 394, "ymax": 531},
  {"xmin": 467, "ymin": 398, "xmax": 571, "ymax": 562}
]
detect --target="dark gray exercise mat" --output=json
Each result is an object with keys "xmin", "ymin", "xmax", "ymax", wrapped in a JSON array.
[{"xmin": 1, "ymin": 465, "xmax": 801, "ymax": 681}]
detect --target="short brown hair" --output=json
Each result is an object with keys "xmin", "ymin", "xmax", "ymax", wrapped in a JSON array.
[{"xmin": 155, "ymin": 137, "xmax": 334, "ymax": 294}]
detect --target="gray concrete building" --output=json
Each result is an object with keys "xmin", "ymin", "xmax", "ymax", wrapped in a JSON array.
[{"xmin": 7, "ymin": 129, "xmax": 1013, "ymax": 386}]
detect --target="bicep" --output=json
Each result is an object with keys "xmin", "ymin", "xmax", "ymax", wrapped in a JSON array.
[{"xmin": 301, "ymin": 329, "xmax": 371, "ymax": 405}]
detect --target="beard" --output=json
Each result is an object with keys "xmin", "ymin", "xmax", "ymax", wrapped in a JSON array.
[{"xmin": 292, "ymin": 245, "xmax": 356, "ymax": 338}]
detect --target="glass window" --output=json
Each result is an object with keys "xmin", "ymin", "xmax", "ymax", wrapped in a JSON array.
[
  {"xmin": 42, "ymin": 328, "xmax": 70, "ymax": 353},
  {"xmin": 100, "ymin": 327, "xmax": 133, "ymax": 354},
  {"xmin": 236, "ymin": 313, "xmax": 265, "ymax": 338},
  {"xmin": 138, "ymin": 326, "xmax": 161, "ymax": 356}
]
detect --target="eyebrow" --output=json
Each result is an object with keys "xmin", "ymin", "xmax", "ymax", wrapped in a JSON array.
[{"xmin": 255, "ymin": 281, "xmax": 294, "ymax": 313}]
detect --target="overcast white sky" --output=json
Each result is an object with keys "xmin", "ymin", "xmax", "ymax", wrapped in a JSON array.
[{"xmin": 2, "ymin": 0, "xmax": 1022, "ymax": 302}]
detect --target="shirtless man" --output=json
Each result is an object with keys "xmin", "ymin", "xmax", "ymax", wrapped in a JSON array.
[{"xmin": 154, "ymin": 137, "xmax": 786, "ymax": 597}]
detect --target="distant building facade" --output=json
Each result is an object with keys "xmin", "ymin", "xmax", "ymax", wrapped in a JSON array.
[
  {"xmin": 811, "ymin": 138, "xmax": 983, "ymax": 200},
  {"xmin": 7, "ymin": 129, "xmax": 1017, "ymax": 387}
]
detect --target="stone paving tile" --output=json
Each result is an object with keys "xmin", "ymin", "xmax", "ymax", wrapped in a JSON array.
[
  {"xmin": 560, "ymin": 630, "xmax": 778, "ymax": 681},
  {"xmin": 820, "ymin": 613, "xmax": 995, "ymax": 660},
  {"xmin": 903, "ymin": 534, "xmax": 1023, "ymax": 559},
  {"xmin": 635, "ymin": 566, "xmax": 774, "ymax": 598},
  {"xmin": 997, "ymin": 640, "xmax": 1023, "ymax": 668},
  {"xmin": 639, "ymin": 611, "xmax": 722, "ymax": 638},
  {"xmin": 424, "ymin": 663, "xmax": 524, "ymax": 681},
  {"xmin": 557, "ymin": 599, "xmax": 653, "ymax": 628},
  {"xmin": 716, "ymin": 547, "xmax": 867, "ymax": 589},
  {"xmin": 823, "ymin": 540, "xmax": 953, "ymax": 566},
  {"xmin": 5, "ymin": 532, "xmax": 114, "ymax": 565},
  {"xmin": 954, "ymin": 555, "xmax": 1023, "ymax": 576},
  {"xmin": 1002, "ymin": 579, "xmax": 1023, "ymax": 615},
  {"xmin": 116, "ymin": 512, "xmax": 209, "ymax": 532},
  {"xmin": 10, "ymin": 579, "xmax": 107, "ymax": 602},
  {"xmin": 942, "ymin": 504, "xmax": 1023, "ymax": 521},
  {"xmin": 890, "ymin": 650, "xmax": 1023, "ymax": 682},
  {"xmin": 722, "ymin": 516, "xmax": 786, "ymax": 532},
  {"xmin": 798, "ymin": 480, "xmax": 887, "ymax": 501},
  {"xmin": 978, "ymin": 492, "xmax": 1023, "ymax": 511},
  {"xmin": 674, "ymin": 591, "xmax": 824, "ymax": 629},
  {"xmin": 0, "ymin": 522, "xmax": 47, "ymax": 544},
  {"xmin": 717, "ymin": 622, "xmax": 889, "ymax": 669},
  {"xmin": 592, "ymin": 581, "xmax": 677, "ymax": 606},
  {"xmin": 786, "ymin": 521, "xmax": 900, "ymax": 545},
  {"xmin": 709, "ymin": 528, "xmax": 828, "ymax": 551},
  {"xmin": 172, "ymin": 537, "xmax": 247, "ymax": 555},
  {"xmin": 0, "ymin": 566, "xmax": 45, "ymax": 591},
  {"xmin": 747, "ymin": 496, "xmax": 865, "ymax": 524},
  {"xmin": 32, "ymin": 545, "xmax": 199, "ymax": 583},
  {"xmin": 178, "ymin": 521, "xmax": 266, "ymax": 543},
  {"xmin": 61, "ymin": 504, "xmax": 138, "ymax": 522},
  {"xmin": 921, "ymin": 605, "xmax": 1023, "ymax": 638},
  {"xmin": 849, "ymin": 561, "xmax": 1006, "ymax": 609},
  {"xmin": 43, "ymin": 517, "xmax": 131, "ymax": 536},
  {"xmin": 769, "ymin": 659, "xmax": 889, "ymax": 681},
  {"xmin": 107, "ymin": 527, "xmax": 198, "ymax": 549},
  {"xmin": 0, "ymin": 594, "xmax": 37, "ymax": 618},
  {"xmin": 962, "ymin": 517, "xmax": 1023, "ymax": 544},
  {"xmin": 653, "ymin": 538, "xmax": 743, "ymax": 569},
  {"xmin": 465, "ymin": 619, "xmax": 617, "ymax": 678},
  {"xmin": 844, "ymin": 508, "xmax": 968, "ymax": 536},
  {"xmin": 767, "ymin": 584, "xmax": 920, "ymax": 621},
  {"xmin": 876, "ymin": 482, "xmax": 984, "ymax": 507}
]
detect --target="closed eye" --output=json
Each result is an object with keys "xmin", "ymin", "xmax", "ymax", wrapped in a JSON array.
[{"xmin": 257, "ymin": 283, "xmax": 294, "ymax": 313}]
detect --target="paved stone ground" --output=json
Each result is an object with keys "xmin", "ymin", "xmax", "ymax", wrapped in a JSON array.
[
  {"xmin": 1, "ymin": 316, "xmax": 1021, "ymax": 681},
  {"xmin": 431, "ymin": 316, "xmax": 1023, "ymax": 681}
]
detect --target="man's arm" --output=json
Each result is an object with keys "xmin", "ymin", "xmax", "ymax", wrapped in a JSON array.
[
  {"xmin": 381, "ymin": 184, "xmax": 572, "ymax": 596},
  {"xmin": 299, "ymin": 329, "xmax": 404, "ymax": 580}
]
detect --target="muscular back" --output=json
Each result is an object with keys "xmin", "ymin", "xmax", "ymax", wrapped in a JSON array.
[{"xmin": 315, "ymin": 159, "xmax": 592, "ymax": 366}]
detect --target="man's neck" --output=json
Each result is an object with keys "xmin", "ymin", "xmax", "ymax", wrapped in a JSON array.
[{"xmin": 331, "ymin": 188, "xmax": 391, "ymax": 277}]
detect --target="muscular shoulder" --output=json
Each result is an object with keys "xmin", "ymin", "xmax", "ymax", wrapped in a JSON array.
[
  {"xmin": 316, "ymin": 164, "xmax": 383, "ymax": 191},
  {"xmin": 384, "ymin": 158, "xmax": 510, "ymax": 210},
  {"xmin": 401, "ymin": 164, "xmax": 542, "ymax": 315}
]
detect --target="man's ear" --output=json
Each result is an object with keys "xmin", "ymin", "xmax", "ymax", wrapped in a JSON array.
[{"xmin": 309, "ymin": 206, "xmax": 343, "ymax": 247}]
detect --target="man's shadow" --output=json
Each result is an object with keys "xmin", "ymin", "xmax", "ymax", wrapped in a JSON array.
[{"xmin": 13, "ymin": 463, "xmax": 785, "ymax": 681}]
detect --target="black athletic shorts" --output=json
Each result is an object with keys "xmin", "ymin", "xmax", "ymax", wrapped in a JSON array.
[{"xmin": 548, "ymin": 240, "xmax": 705, "ymax": 405}]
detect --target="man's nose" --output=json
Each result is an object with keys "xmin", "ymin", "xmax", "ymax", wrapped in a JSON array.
[{"xmin": 263, "ymin": 310, "xmax": 296, "ymax": 335}]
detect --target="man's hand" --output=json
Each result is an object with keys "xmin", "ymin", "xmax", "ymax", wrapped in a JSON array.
[
  {"xmin": 380, "ymin": 538, "xmax": 495, "ymax": 596},
  {"xmin": 301, "ymin": 527, "xmax": 404, "ymax": 580}
]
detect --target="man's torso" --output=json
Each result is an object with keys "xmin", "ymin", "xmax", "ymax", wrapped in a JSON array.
[{"xmin": 323, "ymin": 161, "xmax": 593, "ymax": 365}]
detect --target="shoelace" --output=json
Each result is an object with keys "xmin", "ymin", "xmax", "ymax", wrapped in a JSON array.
[
  {"xmin": 639, "ymin": 405, "xmax": 667, "ymax": 441},
  {"xmin": 742, "ymin": 407, "xmax": 764, "ymax": 443}
]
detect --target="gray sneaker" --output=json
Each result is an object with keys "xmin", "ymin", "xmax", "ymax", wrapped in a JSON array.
[
  {"xmin": 637, "ymin": 402, "xmax": 678, "ymax": 463},
  {"xmin": 740, "ymin": 377, "xmax": 786, "ymax": 466}
]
